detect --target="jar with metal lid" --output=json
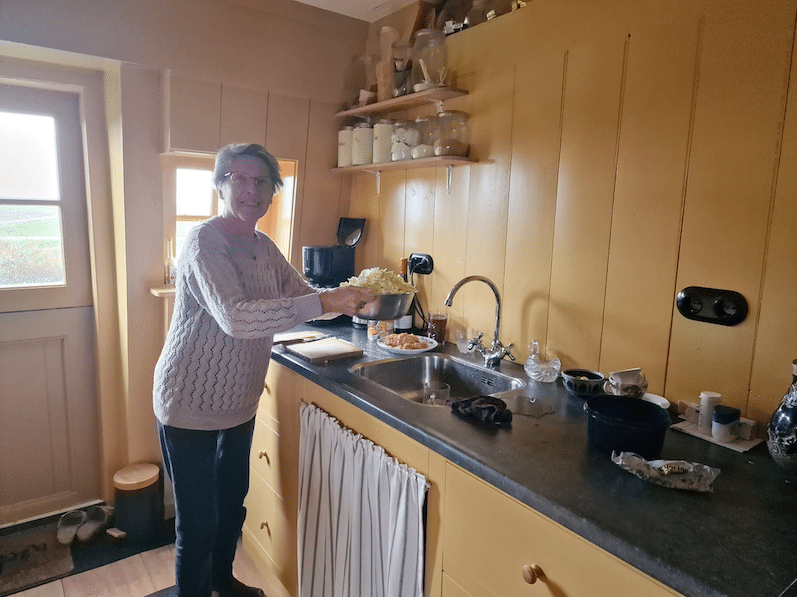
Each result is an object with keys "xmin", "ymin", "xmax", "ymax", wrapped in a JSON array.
[
  {"xmin": 337, "ymin": 125, "xmax": 353, "ymax": 167},
  {"xmin": 351, "ymin": 122, "xmax": 373, "ymax": 165},
  {"xmin": 391, "ymin": 120, "xmax": 416, "ymax": 161},
  {"xmin": 410, "ymin": 29, "xmax": 447, "ymax": 92},
  {"xmin": 434, "ymin": 110, "xmax": 470, "ymax": 157},
  {"xmin": 372, "ymin": 119, "xmax": 393, "ymax": 164},
  {"xmin": 411, "ymin": 116, "xmax": 435, "ymax": 159}
]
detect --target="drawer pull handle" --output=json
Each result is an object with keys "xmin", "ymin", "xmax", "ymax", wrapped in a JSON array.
[
  {"xmin": 522, "ymin": 564, "xmax": 544, "ymax": 585},
  {"xmin": 260, "ymin": 521, "xmax": 271, "ymax": 536},
  {"xmin": 258, "ymin": 450, "xmax": 270, "ymax": 463}
]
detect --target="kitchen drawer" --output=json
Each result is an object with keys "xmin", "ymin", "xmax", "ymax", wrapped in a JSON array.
[
  {"xmin": 258, "ymin": 361, "xmax": 302, "ymax": 428},
  {"xmin": 250, "ymin": 416, "xmax": 282, "ymax": 496},
  {"xmin": 243, "ymin": 475, "xmax": 296, "ymax": 589},
  {"xmin": 443, "ymin": 464, "xmax": 680, "ymax": 597}
]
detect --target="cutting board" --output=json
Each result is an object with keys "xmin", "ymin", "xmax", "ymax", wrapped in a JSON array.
[
  {"xmin": 273, "ymin": 330, "xmax": 327, "ymax": 345},
  {"xmin": 285, "ymin": 337, "xmax": 363, "ymax": 363}
]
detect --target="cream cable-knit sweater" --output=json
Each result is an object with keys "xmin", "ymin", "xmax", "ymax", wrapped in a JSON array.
[{"xmin": 153, "ymin": 217, "xmax": 322, "ymax": 430}]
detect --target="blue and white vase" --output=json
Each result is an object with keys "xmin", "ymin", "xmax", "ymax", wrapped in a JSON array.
[{"xmin": 767, "ymin": 360, "xmax": 797, "ymax": 473}]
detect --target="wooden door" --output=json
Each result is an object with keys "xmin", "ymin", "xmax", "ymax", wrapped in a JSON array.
[{"xmin": 0, "ymin": 83, "xmax": 100, "ymax": 526}]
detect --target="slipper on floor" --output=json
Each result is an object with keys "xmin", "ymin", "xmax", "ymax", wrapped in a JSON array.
[
  {"xmin": 56, "ymin": 509, "xmax": 87, "ymax": 545},
  {"xmin": 76, "ymin": 505, "xmax": 114, "ymax": 542}
]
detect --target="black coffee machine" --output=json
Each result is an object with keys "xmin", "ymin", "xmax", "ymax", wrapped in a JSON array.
[{"xmin": 302, "ymin": 217, "xmax": 365, "ymax": 288}]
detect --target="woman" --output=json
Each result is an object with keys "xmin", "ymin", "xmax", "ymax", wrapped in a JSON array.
[{"xmin": 152, "ymin": 143, "xmax": 372, "ymax": 597}]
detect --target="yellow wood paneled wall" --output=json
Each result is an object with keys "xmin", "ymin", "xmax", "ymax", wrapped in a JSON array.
[{"xmin": 352, "ymin": 0, "xmax": 797, "ymax": 421}]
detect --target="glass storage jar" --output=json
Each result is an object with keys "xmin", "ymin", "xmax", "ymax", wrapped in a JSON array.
[
  {"xmin": 391, "ymin": 120, "xmax": 415, "ymax": 161},
  {"xmin": 410, "ymin": 29, "xmax": 447, "ymax": 92},
  {"xmin": 434, "ymin": 110, "xmax": 470, "ymax": 157},
  {"xmin": 411, "ymin": 116, "xmax": 435, "ymax": 159}
]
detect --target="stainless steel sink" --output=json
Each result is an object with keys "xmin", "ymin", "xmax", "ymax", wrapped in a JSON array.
[{"xmin": 350, "ymin": 353, "xmax": 526, "ymax": 406}]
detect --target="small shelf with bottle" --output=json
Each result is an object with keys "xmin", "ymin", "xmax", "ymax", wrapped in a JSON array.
[{"xmin": 335, "ymin": 87, "xmax": 468, "ymax": 119}]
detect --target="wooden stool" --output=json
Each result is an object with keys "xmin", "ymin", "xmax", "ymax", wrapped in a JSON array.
[{"xmin": 113, "ymin": 462, "xmax": 162, "ymax": 545}]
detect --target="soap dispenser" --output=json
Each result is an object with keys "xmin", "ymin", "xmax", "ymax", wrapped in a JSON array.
[{"xmin": 524, "ymin": 340, "xmax": 561, "ymax": 383}]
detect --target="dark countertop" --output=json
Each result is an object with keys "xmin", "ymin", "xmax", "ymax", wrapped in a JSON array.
[{"xmin": 271, "ymin": 321, "xmax": 797, "ymax": 597}]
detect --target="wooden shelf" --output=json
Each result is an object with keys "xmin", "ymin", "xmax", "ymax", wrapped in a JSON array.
[
  {"xmin": 334, "ymin": 156, "xmax": 476, "ymax": 194},
  {"xmin": 335, "ymin": 88, "xmax": 468, "ymax": 119},
  {"xmin": 150, "ymin": 286, "xmax": 175, "ymax": 298},
  {"xmin": 333, "ymin": 155, "xmax": 476, "ymax": 174}
]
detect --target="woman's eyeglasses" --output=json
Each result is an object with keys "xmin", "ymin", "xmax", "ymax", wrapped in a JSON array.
[{"xmin": 223, "ymin": 172, "xmax": 272, "ymax": 193}]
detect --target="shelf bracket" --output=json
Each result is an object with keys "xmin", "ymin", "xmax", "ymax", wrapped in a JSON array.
[
  {"xmin": 446, "ymin": 165, "xmax": 453, "ymax": 193},
  {"xmin": 434, "ymin": 99, "xmax": 444, "ymax": 114},
  {"xmin": 371, "ymin": 170, "xmax": 381, "ymax": 195}
]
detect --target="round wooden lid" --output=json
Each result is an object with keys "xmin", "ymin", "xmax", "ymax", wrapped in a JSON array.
[{"xmin": 113, "ymin": 462, "xmax": 160, "ymax": 490}]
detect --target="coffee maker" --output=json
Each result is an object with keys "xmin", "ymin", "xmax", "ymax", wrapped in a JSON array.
[{"xmin": 302, "ymin": 217, "xmax": 365, "ymax": 288}]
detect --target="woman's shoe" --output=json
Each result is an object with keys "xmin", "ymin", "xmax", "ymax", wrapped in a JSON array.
[
  {"xmin": 56, "ymin": 510, "xmax": 87, "ymax": 545},
  {"xmin": 214, "ymin": 577, "xmax": 265, "ymax": 597}
]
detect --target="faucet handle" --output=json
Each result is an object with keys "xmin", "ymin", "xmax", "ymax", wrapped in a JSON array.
[
  {"xmin": 504, "ymin": 343, "xmax": 515, "ymax": 361},
  {"xmin": 468, "ymin": 332, "xmax": 485, "ymax": 352}
]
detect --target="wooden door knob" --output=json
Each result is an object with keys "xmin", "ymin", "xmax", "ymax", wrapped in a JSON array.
[{"xmin": 522, "ymin": 564, "xmax": 544, "ymax": 585}]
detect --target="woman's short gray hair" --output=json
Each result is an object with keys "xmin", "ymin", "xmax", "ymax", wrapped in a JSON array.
[{"xmin": 212, "ymin": 143, "xmax": 283, "ymax": 195}]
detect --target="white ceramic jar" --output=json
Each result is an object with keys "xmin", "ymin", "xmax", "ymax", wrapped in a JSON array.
[
  {"xmin": 337, "ymin": 125, "xmax": 353, "ymax": 167},
  {"xmin": 372, "ymin": 119, "xmax": 393, "ymax": 164},
  {"xmin": 352, "ymin": 122, "xmax": 373, "ymax": 166}
]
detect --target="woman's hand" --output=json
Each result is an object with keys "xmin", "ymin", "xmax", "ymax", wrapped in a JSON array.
[{"xmin": 319, "ymin": 286, "xmax": 375, "ymax": 317}]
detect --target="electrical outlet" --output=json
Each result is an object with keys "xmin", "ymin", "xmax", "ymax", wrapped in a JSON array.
[
  {"xmin": 408, "ymin": 253, "xmax": 434, "ymax": 275},
  {"xmin": 676, "ymin": 286, "xmax": 748, "ymax": 326}
]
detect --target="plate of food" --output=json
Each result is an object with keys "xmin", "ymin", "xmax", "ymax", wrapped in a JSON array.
[{"xmin": 377, "ymin": 333, "xmax": 437, "ymax": 354}]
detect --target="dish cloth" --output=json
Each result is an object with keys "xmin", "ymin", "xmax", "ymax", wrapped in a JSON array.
[{"xmin": 450, "ymin": 396, "xmax": 513, "ymax": 427}]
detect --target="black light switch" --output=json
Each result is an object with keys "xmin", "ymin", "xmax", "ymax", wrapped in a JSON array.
[{"xmin": 676, "ymin": 286, "xmax": 748, "ymax": 326}]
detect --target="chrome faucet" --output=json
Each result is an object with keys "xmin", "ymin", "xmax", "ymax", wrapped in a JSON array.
[{"xmin": 444, "ymin": 275, "xmax": 515, "ymax": 368}]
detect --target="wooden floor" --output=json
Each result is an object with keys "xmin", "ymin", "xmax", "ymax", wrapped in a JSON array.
[{"xmin": 13, "ymin": 541, "xmax": 291, "ymax": 597}]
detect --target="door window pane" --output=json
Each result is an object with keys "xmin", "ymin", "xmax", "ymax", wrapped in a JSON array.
[
  {"xmin": 0, "ymin": 112, "xmax": 59, "ymax": 201},
  {"xmin": 0, "ymin": 110, "xmax": 66, "ymax": 289},
  {"xmin": 176, "ymin": 168, "xmax": 214, "ymax": 216},
  {"xmin": 0, "ymin": 204, "xmax": 66, "ymax": 287}
]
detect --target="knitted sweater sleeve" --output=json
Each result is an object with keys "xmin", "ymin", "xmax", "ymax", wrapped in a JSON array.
[{"xmin": 181, "ymin": 223, "xmax": 322, "ymax": 338}]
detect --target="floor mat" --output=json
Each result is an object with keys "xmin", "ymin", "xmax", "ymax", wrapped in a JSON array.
[
  {"xmin": 0, "ymin": 521, "xmax": 74, "ymax": 596},
  {"xmin": 70, "ymin": 516, "xmax": 175, "ymax": 573}
]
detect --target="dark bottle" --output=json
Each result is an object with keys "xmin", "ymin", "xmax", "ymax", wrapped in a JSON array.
[{"xmin": 767, "ymin": 359, "xmax": 797, "ymax": 472}]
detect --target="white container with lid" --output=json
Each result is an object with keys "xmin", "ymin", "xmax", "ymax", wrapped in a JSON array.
[
  {"xmin": 373, "ymin": 119, "xmax": 393, "ymax": 164},
  {"xmin": 352, "ymin": 122, "xmax": 373, "ymax": 165},
  {"xmin": 712, "ymin": 405, "xmax": 741, "ymax": 443},
  {"xmin": 337, "ymin": 126, "xmax": 353, "ymax": 167},
  {"xmin": 698, "ymin": 391, "xmax": 722, "ymax": 433}
]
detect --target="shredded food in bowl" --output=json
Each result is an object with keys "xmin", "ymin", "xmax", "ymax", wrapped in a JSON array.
[{"xmin": 340, "ymin": 267, "xmax": 415, "ymax": 295}]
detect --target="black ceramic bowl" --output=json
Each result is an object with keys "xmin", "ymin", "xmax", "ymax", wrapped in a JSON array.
[
  {"xmin": 584, "ymin": 395, "xmax": 670, "ymax": 460},
  {"xmin": 561, "ymin": 369, "xmax": 605, "ymax": 398}
]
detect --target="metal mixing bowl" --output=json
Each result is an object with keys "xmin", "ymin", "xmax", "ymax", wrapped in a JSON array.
[{"xmin": 356, "ymin": 291, "xmax": 416, "ymax": 321}]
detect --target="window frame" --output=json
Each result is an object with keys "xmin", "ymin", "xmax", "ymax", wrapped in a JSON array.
[
  {"xmin": 161, "ymin": 153, "xmax": 298, "ymax": 273},
  {"xmin": 0, "ymin": 82, "xmax": 92, "ymax": 312}
]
